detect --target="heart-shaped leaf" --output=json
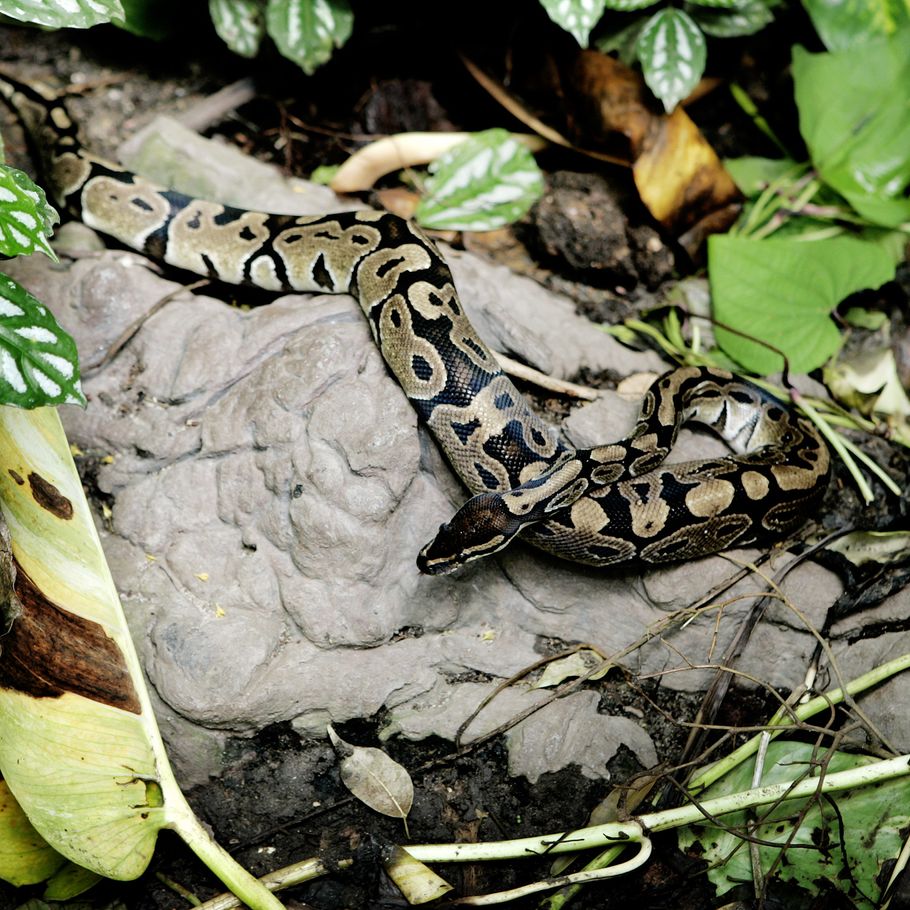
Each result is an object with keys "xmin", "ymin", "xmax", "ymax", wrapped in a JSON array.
[
  {"xmin": 538, "ymin": 0, "xmax": 607, "ymax": 44},
  {"xmin": 209, "ymin": 0, "xmax": 265, "ymax": 57},
  {"xmin": 709, "ymin": 235, "xmax": 896, "ymax": 374},
  {"xmin": 0, "ymin": 166, "xmax": 58, "ymax": 261},
  {"xmin": 415, "ymin": 129, "xmax": 544, "ymax": 231},
  {"xmin": 0, "ymin": 0, "xmax": 124, "ymax": 27},
  {"xmin": 0, "ymin": 274, "xmax": 85, "ymax": 409},
  {"xmin": 265, "ymin": 0, "xmax": 353, "ymax": 75},
  {"xmin": 793, "ymin": 35, "xmax": 910, "ymax": 227},
  {"xmin": 636, "ymin": 8, "xmax": 706, "ymax": 111}
]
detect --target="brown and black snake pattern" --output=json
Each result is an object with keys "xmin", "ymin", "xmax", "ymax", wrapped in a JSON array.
[{"xmin": 0, "ymin": 74, "xmax": 830, "ymax": 574}]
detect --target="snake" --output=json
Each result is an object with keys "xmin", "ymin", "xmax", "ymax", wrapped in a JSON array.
[{"xmin": 0, "ymin": 73, "xmax": 830, "ymax": 575}]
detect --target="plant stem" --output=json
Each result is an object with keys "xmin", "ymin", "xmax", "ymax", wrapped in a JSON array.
[
  {"xmin": 176, "ymin": 810, "xmax": 286, "ymax": 910},
  {"xmin": 403, "ymin": 754, "xmax": 910, "ymax": 865},
  {"xmin": 688, "ymin": 653, "xmax": 910, "ymax": 793}
]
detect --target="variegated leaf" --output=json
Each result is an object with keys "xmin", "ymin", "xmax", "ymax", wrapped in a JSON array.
[
  {"xmin": 0, "ymin": 166, "xmax": 58, "ymax": 261},
  {"xmin": 415, "ymin": 129, "xmax": 545, "ymax": 232},
  {"xmin": 685, "ymin": 0, "xmax": 747, "ymax": 9},
  {"xmin": 265, "ymin": 0, "xmax": 354, "ymax": 75},
  {"xmin": 689, "ymin": 0, "xmax": 775, "ymax": 36},
  {"xmin": 0, "ymin": 274, "xmax": 84, "ymax": 409},
  {"xmin": 538, "ymin": 0, "xmax": 607, "ymax": 45},
  {"xmin": 0, "ymin": 0, "xmax": 124, "ymax": 28},
  {"xmin": 602, "ymin": 0, "xmax": 662, "ymax": 11},
  {"xmin": 209, "ymin": 0, "xmax": 265, "ymax": 58},
  {"xmin": 636, "ymin": 8, "xmax": 707, "ymax": 111}
]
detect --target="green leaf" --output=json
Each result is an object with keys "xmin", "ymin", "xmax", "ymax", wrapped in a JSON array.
[
  {"xmin": 210, "ymin": 0, "xmax": 265, "ymax": 57},
  {"xmin": 0, "ymin": 274, "xmax": 85, "ymax": 409},
  {"xmin": 415, "ymin": 129, "xmax": 545, "ymax": 232},
  {"xmin": 723, "ymin": 156, "xmax": 799, "ymax": 196},
  {"xmin": 801, "ymin": 0, "xmax": 910, "ymax": 49},
  {"xmin": 594, "ymin": 16, "xmax": 650, "ymax": 63},
  {"xmin": 539, "ymin": 0, "xmax": 607, "ymax": 43},
  {"xmin": 793, "ymin": 36, "xmax": 910, "ymax": 227},
  {"xmin": 689, "ymin": 0, "xmax": 775, "ymax": 36},
  {"xmin": 0, "ymin": 0, "xmax": 124, "ymax": 27},
  {"xmin": 116, "ymin": 0, "xmax": 182, "ymax": 39},
  {"xmin": 603, "ymin": 0, "xmax": 662, "ymax": 11},
  {"xmin": 0, "ymin": 166, "xmax": 58, "ymax": 261},
  {"xmin": 709, "ymin": 235, "xmax": 896, "ymax": 374},
  {"xmin": 678, "ymin": 741, "xmax": 908, "ymax": 905},
  {"xmin": 636, "ymin": 8, "xmax": 707, "ymax": 111},
  {"xmin": 265, "ymin": 0, "xmax": 353, "ymax": 75}
]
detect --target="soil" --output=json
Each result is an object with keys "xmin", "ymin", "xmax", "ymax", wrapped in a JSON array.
[{"xmin": 0, "ymin": 5, "xmax": 907, "ymax": 910}]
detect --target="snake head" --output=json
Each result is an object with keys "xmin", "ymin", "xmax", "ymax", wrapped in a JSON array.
[{"xmin": 416, "ymin": 491, "xmax": 523, "ymax": 575}]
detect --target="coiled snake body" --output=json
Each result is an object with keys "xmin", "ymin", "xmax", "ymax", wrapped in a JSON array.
[{"xmin": 0, "ymin": 75, "xmax": 830, "ymax": 574}]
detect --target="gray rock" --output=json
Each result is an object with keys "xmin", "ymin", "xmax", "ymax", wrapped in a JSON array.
[{"xmin": 5, "ymin": 126, "xmax": 905, "ymax": 789}]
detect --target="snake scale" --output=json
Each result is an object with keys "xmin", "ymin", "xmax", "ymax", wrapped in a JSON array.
[{"xmin": 0, "ymin": 73, "xmax": 830, "ymax": 575}]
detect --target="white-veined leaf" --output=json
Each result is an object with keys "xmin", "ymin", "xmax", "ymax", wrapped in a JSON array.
[
  {"xmin": 0, "ymin": 0, "xmax": 124, "ymax": 28},
  {"xmin": 636, "ymin": 8, "xmax": 707, "ymax": 111},
  {"xmin": 685, "ymin": 0, "xmax": 747, "ymax": 9},
  {"xmin": 415, "ymin": 129, "xmax": 545, "ymax": 232},
  {"xmin": 538, "ymin": 0, "xmax": 607, "ymax": 45},
  {"xmin": 209, "ymin": 0, "xmax": 265, "ymax": 58},
  {"xmin": 689, "ymin": 0, "xmax": 775, "ymax": 36},
  {"xmin": 0, "ymin": 274, "xmax": 85, "ymax": 409},
  {"xmin": 602, "ymin": 0, "xmax": 662, "ymax": 12},
  {"xmin": 265, "ymin": 0, "xmax": 353, "ymax": 75},
  {"xmin": 0, "ymin": 166, "xmax": 58, "ymax": 261}
]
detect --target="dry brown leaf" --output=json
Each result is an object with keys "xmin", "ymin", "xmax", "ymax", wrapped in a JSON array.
[{"xmin": 327, "ymin": 725, "xmax": 414, "ymax": 826}]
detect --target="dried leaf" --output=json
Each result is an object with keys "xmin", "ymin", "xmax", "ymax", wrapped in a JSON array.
[
  {"xmin": 385, "ymin": 846, "xmax": 452, "ymax": 904},
  {"xmin": 535, "ymin": 649, "xmax": 603, "ymax": 688},
  {"xmin": 328, "ymin": 725, "xmax": 414, "ymax": 823}
]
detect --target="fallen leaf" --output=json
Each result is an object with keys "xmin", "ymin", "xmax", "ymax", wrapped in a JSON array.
[{"xmin": 327, "ymin": 725, "xmax": 414, "ymax": 826}]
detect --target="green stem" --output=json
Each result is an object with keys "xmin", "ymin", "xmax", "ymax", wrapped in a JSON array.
[
  {"xmin": 795, "ymin": 394, "xmax": 875, "ymax": 502},
  {"xmin": 403, "ymin": 754, "xmax": 910, "ymax": 864},
  {"xmin": 688, "ymin": 653, "xmax": 910, "ymax": 793},
  {"xmin": 176, "ymin": 810, "xmax": 286, "ymax": 910}
]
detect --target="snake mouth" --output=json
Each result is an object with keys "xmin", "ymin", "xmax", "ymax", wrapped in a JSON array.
[{"xmin": 417, "ymin": 523, "xmax": 511, "ymax": 575}]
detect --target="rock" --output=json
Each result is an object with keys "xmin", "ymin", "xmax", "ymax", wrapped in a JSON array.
[{"xmin": 5, "ymin": 125, "xmax": 906, "ymax": 788}]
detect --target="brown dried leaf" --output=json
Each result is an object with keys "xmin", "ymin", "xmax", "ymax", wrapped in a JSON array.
[{"xmin": 327, "ymin": 725, "xmax": 414, "ymax": 824}]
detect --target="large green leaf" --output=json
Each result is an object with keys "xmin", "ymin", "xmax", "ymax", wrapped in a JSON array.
[
  {"xmin": 415, "ymin": 129, "xmax": 544, "ymax": 232},
  {"xmin": 636, "ymin": 8, "xmax": 706, "ymax": 111},
  {"xmin": 793, "ymin": 35, "xmax": 910, "ymax": 227},
  {"xmin": 265, "ymin": 0, "xmax": 353, "ymax": 75},
  {"xmin": 0, "ymin": 407, "xmax": 284, "ymax": 908},
  {"xmin": 678, "ymin": 741, "xmax": 909, "ymax": 906},
  {"xmin": 0, "ymin": 166, "xmax": 58, "ymax": 261},
  {"xmin": 0, "ymin": 274, "xmax": 85, "ymax": 410},
  {"xmin": 0, "ymin": 0, "xmax": 124, "ymax": 27},
  {"xmin": 210, "ymin": 0, "xmax": 265, "ymax": 57},
  {"xmin": 801, "ymin": 0, "xmax": 910, "ymax": 49},
  {"xmin": 539, "ymin": 0, "xmax": 607, "ymax": 43},
  {"xmin": 709, "ymin": 235, "xmax": 896, "ymax": 374}
]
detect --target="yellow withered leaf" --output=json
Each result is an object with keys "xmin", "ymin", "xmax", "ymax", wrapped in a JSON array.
[{"xmin": 0, "ymin": 406, "xmax": 282, "ymax": 909}]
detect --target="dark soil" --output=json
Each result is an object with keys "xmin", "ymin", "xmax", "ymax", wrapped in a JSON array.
[{"xmin": 0, "ymin": 5, "xmax": 907, "ymax": 910}]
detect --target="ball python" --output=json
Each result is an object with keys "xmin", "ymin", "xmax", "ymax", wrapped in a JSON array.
[{"xmin": 0, "ymin": 73, "xmax": 830, "ymax": 575}]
